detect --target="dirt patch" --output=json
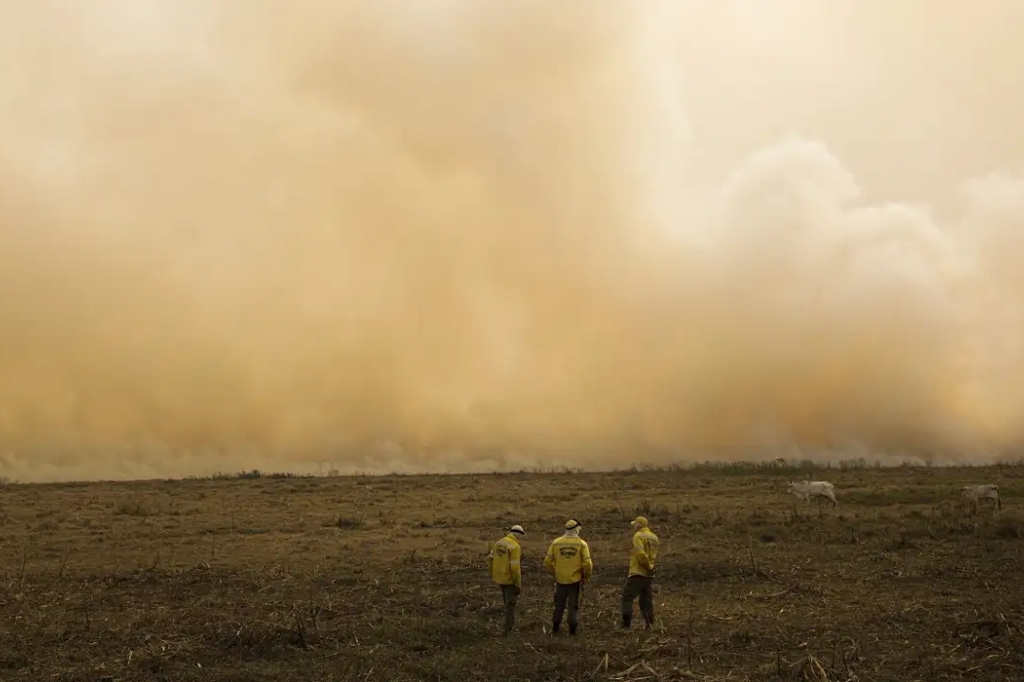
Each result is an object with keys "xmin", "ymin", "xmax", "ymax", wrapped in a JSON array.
[{"xmin": 0, "ymin": 464, "xmax": 1022, "ymax": 680}]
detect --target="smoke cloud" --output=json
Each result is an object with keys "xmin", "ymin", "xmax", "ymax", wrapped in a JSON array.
[{"xmin": 2, "ymin": 1, "xmax": 1023, "ymax": 482}]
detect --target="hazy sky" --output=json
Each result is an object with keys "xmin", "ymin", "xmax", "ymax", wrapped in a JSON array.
[{"xmin": 1, "ymin": 1, "xmax": 1023, "ymax": 482}]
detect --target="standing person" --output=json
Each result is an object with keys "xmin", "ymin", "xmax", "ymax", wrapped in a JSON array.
[
  {"xmin": 488, "ymin": 524, "xmax": 525, "ymax": 636},
  {"xmin": 543, "ymin": 519, "xmax": 593, "ymax": 635},
  {"xmin": 621, "ymin": 515, "xmax": 659, "ymax": 630}
]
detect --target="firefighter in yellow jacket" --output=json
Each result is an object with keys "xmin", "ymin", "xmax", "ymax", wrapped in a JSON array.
[
  {"xmin": 543, "ymin": 519, "xmax": 593, "ymax": 635},
  {"xmin": 621, "ymin": 515, "xmax": 659, "ymax": 629},
  {"xmin": 488, "ymin": 524, "xmax": 525, "ymax": 635}
]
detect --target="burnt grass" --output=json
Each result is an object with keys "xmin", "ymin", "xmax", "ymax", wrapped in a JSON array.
[{"xmin": 2, "ymin": 463, "xmax": 1024, "ymax": 681}]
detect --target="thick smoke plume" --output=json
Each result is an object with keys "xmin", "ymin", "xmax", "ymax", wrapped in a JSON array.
[{"xmin": 1, "ymin": 1, "xmax": 1023, "ymax": 482}]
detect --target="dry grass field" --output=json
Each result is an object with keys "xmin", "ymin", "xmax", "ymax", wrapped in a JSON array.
[{"xmin": 2, "ymin": 461, "xmax": 1024, "ymax": 681}]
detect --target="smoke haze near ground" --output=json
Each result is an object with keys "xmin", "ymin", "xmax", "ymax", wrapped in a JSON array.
[{"xmin": 1, "ymin": 1, "xmax": 1023, "ymax": 482}]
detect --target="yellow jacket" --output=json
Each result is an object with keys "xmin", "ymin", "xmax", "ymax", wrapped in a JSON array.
[
  {"xmin": 543, "ymin": 534, "xmax": 593, "ymax": 584},
  {"xmin": 488, "ymin": 533, "xmax": 522, "ymax": 587},
  {"xmin": 628, "ymin": 526, "xmax": 659, "ymax": 577}
]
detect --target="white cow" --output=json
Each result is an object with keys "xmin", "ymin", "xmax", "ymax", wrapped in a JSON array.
[
  {"xmin": 960, "ymin": 484, "xmax": 1001, "ymax": 513},
  {"xmin": 787, "ymin": 480, "xmax": 838, "ymax": 508}
]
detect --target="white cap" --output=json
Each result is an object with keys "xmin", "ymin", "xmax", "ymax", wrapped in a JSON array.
[{"xmin": 509, "ymin": 524, "xmax": 526, "ymax": 536}]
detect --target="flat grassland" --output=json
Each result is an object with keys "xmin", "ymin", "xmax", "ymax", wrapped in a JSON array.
[{"xmin": 2, "ymin": 463, "xmax": 1024, "ymax": 681}]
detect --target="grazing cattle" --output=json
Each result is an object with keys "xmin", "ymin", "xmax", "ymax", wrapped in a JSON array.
[
  {"xmin": 787, "ymin": 480, "xmax": 838, "ymax": 508},
  {"xmin": 960, "ymin": 484, "xmax": 1001, "ymax": 513}
]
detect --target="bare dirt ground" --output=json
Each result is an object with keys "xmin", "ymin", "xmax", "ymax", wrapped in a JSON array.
[{"xmin": 1, "ymin": 462, "xmax": 1023, "ymax": 681}]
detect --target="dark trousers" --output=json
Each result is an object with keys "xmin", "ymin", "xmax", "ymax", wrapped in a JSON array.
[
  {"xmin": 621, "ymin": 575, "xmax": 654, "ymax": 626},
  {"xmin": 553, "ymin": 581, "xmax": 581, "ymax": 629},
  {"xmin": 499, "ymin": 584, "xmax": 519, "ymax": 633}
]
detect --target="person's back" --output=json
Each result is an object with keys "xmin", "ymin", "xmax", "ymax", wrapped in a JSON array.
[
  {"xmin": 490, "ymin": 533, "xmax": 522, "ymax": 586},
  {"xmin": 487, "ymin": 525, "xmax": 525, "ymax": 636},
  {"xmin": 629, "ymin": 525, "xmax": 659, "ymax": 578},
  {"xmin": 622, "ymin": 516, "xmax": 659, "ymax": 630},
  {"xmin": 546, "ymin": 534, "xmax": 593, "ymax": 584},
  {"xmin": 543, "ymin": 519, "xmax": 593, "ymax": 635}
]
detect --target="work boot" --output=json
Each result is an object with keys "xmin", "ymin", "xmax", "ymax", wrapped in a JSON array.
[
  {"xmin": 552, "ymin": 621, "xmax": 560, "ymax": 635},
  {"xmin": 569, "ymin": 623, "xmax": 578, "ymax": 636},
  {"xmin": 621, "ymin": 614, "xmax": 631, "ymax": 629}
]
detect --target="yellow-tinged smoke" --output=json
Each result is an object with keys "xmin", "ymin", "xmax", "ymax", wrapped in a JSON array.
[{"xmin": 1, "ymin": 1, "xmax": 1023, "ymax": 482}]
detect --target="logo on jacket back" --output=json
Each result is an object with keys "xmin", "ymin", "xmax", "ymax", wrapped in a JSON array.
[
  {"xmin": 559, "ymin": 547, "xmax": 578, "ymax": 559},
  {"xmin": 495, "ymin": 547, "xmax": 509, "ymax": 557}
]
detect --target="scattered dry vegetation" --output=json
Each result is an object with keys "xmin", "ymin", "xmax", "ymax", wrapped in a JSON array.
[{"xmin": 1, "ymin": 461, "xmax": 1023, "ymax": 680}]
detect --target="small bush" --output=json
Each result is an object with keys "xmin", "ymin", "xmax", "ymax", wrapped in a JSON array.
[
  {"xmin": 634, "ymin": 498, "xmax": 671, "ymax": 521},
  {"xmin": 115, "ymin": 497, "xmax": 152, "ymax": 516},
  {"xmin": 991, "ymin": 516, "xmax": 1024, "ymax": 539},
  {"xmin": 886, "ymin": 534, "xmax": 916, "ymax": 551},
  {"xmin": 334, "ymin": 515, "xmax": 364, "ymax": 530}
]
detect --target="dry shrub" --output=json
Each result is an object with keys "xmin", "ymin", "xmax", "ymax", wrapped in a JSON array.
[
  {"xmin": 333, "ymin": 514, "xmax": 364, "ymax": 530},
  {"xmin": 989, "ymin": 513, "xmax": 1024, "ymax": 539},
  {"xmin": 634, "ymin": 498, "xmax": 671, "ymax": 521},
  {"xmin": 115, "ymin": 497, "xmax": 154, "ymax": 517}
]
